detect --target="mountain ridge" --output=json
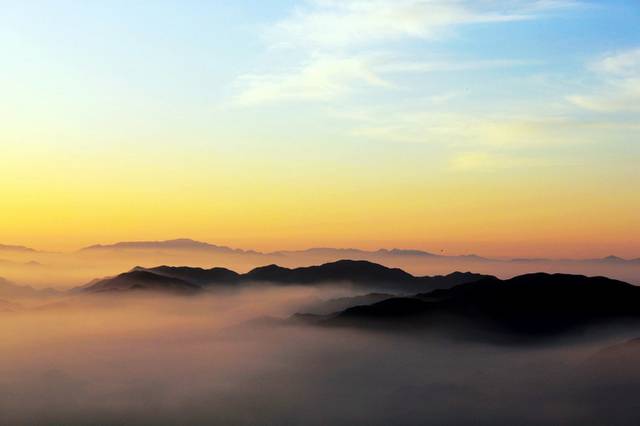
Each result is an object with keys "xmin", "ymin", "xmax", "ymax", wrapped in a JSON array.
[
  {"xmin": 79, "ymin": 260, "xmax": 494, "ymax": 294},
  {"xmin": 74, "ymin": 238, "xmax": 640, "ymax": 263},
  {"xmin": 317, "ymin": 272, "xmax": 640, "ymax": 339},
  {"xmin": 0, "ymin": 277, "xmax": 62, "ymax": 299}
]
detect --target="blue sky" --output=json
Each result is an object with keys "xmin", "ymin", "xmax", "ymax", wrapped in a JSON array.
[{"xmin": 3, "ymin": 1, "xmax": 638, "ymax": 137}]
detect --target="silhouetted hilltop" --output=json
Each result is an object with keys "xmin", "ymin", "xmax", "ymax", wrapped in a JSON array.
[
  {"xmin": 242, "ymin": 260, "xmax": 491, "ymax": 291},
  {"xmin": 81, "ymin": 260, "xmax": 493, "ymax": 294},
  {"xmin": 244, "ymin": 260, "xmax": 414, "ymax": 285},
  {"xmin": 133, "ymin": 265, "xmax": 240, "ymax": 286},
  {"xmin": 323, "ymin": 273, "xmax": 640, "ymax": 337},
  {"xmin": 83, "ymin": 270, "xmax": 200, "ymax": 294},
  {"xmin": 422, "ymin": 271, "xmax": 491, "ymax": 289}
]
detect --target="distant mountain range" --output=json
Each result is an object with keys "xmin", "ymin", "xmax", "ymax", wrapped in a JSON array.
[
  {"xmin": 79, "ymin": 260, "xmax": 493, "ymax": 294},
  {"xmin": 77, "ymin": 259, "xmax": 640, "ymax": 341},
  {"xmin": 80, "ymin": 238, "xmax": 260, "ymax": 255},
  {"xmin": 78, "ymin": 239, "xmax": 449, "ymax": 259},
  {"xmin": 1, "ymin": 238, "xmax": 638, "ymax": 264},
  {"xmin": 78, "ymin": 239, "xmax": 640, "ymax": 263},
  {"xmin": 6, "ymin": 255, "xmax": 640, "ymax": 343},
  {"xmin": 301, "ymin": 273, "xmax": 640, "ymax": 339},
  {"xmin": 0, "ymin": 277, "xmax": 61, "ymax": 299}
]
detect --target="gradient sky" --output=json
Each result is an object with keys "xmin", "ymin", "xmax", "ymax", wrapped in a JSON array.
[{"xmin": 1, "ymin": 0, "xmax": 639, "ymax": 257}]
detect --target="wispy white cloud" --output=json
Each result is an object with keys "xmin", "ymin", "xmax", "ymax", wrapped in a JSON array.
[
  {"xmin": 232, "ymin": 54, "xmax": 390, "ymax": 106},
  {"xmin": 592, "ymin": 47, "xmax": 640, "ymax": 77},
  {"xmin": 346, "ymin": 105, "xmax": 636, "ymax": 170},
  {"xmin": 267, "ymin": 0, "xmax": 577, "ymax": 50},
  {"xmin": 568, "ymin": 47, "xmax": 640, "ymax": 112},
  {"xmin": 350, "ymin": 110, "xmax": 585, "ymax": 146},
  {"xmin": 232, "ymin": 0, "xmax": 575, "ymax": 106},
  {"xmin": 232, "ymin": 55, "xmax": 535, "ymax": 106}
]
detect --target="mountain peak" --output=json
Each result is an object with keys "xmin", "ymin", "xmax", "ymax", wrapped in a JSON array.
[
  {"xmin": 376, "ymin": 248, "xmax": 435, "ymax": 257},
  {"xmin": 81, "ymin": 270, "xmax": 201, "ymax": 294}
]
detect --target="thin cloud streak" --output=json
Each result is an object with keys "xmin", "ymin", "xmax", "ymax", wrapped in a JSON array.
[
  {"xmin": 233, "ymin": 55, "xmax": 390, "ymax": 106},
  {"xmin": 266, "ymin": 0, "xmax": 579, "ymax": 50},
  {"xmin": 568, "ymin": 47, "xmax": 640, "ymax": 113},
  {"xmin": 232, "ymin": 0, "xmax": 575, "ymax": 106}
]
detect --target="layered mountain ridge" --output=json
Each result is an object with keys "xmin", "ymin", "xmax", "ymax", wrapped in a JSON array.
[
  {"xmin": 305, "ymin": 272, "xmax": 640, "ymax": 339},
  {"xmin": 80, "ymin": 260, "xmax": 492, "ymax": 294}
]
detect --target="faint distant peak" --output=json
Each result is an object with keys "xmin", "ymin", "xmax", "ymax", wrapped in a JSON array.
[
  {"xmin": 602, "ymin": 255, "xmax": 625, "ymax": 261},
  {"xmin": 79, "ymin": 238, "xmax": 261, "ymax": 254},
  {"xmin": 0, "ymin": 243, "xmax": 36, "ymax": 252},
  {"xmin": 510, "ymin": 257, "xmax": 552, "ymax": 263},
  {"xmin": 590, "ymin": 255, "xmax": 640, "ymax": 265},
  {"xmin": 375, "ymin": 248, "xmax": 436, "ymax": 257},
  {"xmin": 273, "ymin": 247, "xmax": 436, "ymax": 257},
  {"xmin": 456, "ymin": 254, "xmax": 490, "ymax": 261},
  {"xmin": 272, "ymin": 247, "xmax": 367, "ymax": 255}
]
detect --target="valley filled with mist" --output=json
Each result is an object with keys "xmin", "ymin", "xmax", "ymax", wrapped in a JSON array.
[{"xmin": 2, "ymin": 242, "xmax": 640, "ymax": 425}]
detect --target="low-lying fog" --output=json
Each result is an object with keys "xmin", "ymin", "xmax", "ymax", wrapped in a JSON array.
[{"xmin": 2, "ymin": 286, "xmax": 640, "ymax": 426}]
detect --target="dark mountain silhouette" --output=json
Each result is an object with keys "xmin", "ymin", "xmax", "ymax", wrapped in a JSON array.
[
  {"xmin": 80, "ymin": 260, "xmax": 492, "ymax": 294},
  {"xmin": 83, "ymin": 270, "xmax": 200, "ymax": 294},
  {"xmin": 132, "ymin": 265, "xmax": 240, "ymax": 286},
  {"xmin": 244, "ymin": 260, "xmax": 413, "ymax": 284},
  {"xmin": 242, "ymin": 260, "xmax": 491, "ymax": 291},
  {"xmin": 320, "ymin": 273, "xmax": 640, "ymax": 338},
  {"xmin": 0, "ymin": 277, "xmax": 61, "ymax": 299},
  {"xmin": 423, "ymin": 271, "xmax": 492, "ymax": 289}
]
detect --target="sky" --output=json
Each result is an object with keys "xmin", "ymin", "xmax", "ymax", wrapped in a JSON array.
[{"xmin": 1, "ymin": 0, "xmax": 639, "ymax": 257}]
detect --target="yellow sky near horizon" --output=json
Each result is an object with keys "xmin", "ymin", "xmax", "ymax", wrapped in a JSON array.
[{"xmin": 1, "ymin": 161, "xmax": 638, "ymax": 257}]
